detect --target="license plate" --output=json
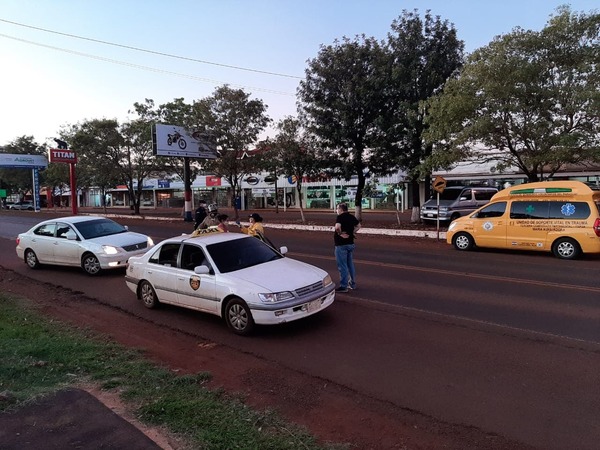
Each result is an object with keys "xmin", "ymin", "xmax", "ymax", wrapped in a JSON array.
[
  {"xmin": 307, "ymin": 299, "xmax": 321, "ymax": 313},
  {"xmin": 427, "ymin": 213, "xmax": 433, "ymax": 217}
]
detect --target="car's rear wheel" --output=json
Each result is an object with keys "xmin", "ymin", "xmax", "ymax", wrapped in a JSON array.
[
  {"xmin": 452, "ymin": 232, "xmax": 475, "ymax": 251},
  {"xmin": 25, "ymin": 249, "xmax": 41, "ymax": 269},
  {"xmin": 552, "ymin": 237, "xmax": 581, "ymax": 260},
  {"xmin": 139, "ymin": 281, "xmax": 159, "ymax": 309},
  {"xmin": 82, "ymin": 253, "xmax": 102, "ymax": 276},
  {"xmin": 224, "ymin": 297, "xmax": 254, "ymax": 336}
]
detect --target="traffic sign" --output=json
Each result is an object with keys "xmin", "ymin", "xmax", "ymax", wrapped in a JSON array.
[{"xmin": 432, "ymin": 176, "xmax": 447, "ymax": 193}]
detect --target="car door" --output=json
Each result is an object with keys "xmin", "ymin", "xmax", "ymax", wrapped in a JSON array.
[
  {"xmin": 29, "ymin": 223, "xmax": 58, "ymax": 263},
  {"xmin": 144, "ymin": 243, "xmax": 181, "ymax": 304},
  {"xmin": 470, "ymin": 202, "xmax": 508, "ymax": 249},
  {"xmin": 175, "ymin": 244, "xmax": 217, "ymax": 313},
  {"xmin": 51, "ymin": 222, "xmax": 81, "ymax": 265}
]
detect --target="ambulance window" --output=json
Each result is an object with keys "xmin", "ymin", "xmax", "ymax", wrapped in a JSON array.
[
  {"xmin": 510, "ymin": 202, "xmax": 549, "ymax": 219},
  {"xmin": 548, "ymin": 201, "xmax": 590, "ymax": 219},
  {"xmin": 475, "ymin": 202, "xmax": 506, "ymax": 218}
]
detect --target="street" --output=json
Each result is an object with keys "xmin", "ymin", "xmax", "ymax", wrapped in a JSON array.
[{"xmin": 1, "ymin": 212, "xmax": 600, "ymax": 449}]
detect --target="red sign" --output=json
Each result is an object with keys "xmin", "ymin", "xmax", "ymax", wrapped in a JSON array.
[
  {"xmin": 49, "ymin": 148, "xmax": 77, "ymax": 164},
  {"xmin": 206, "ymin": 176, "xmax": 221, "ymax": 186}
]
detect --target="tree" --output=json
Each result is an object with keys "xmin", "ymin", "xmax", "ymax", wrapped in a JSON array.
[
  {"xmin": 119, "ymin": 113, "xmax": 162, "ymax": 215},
  {"xmin": 382, "ymin": 10, "xmax": 464, "ymax": 222},
  {"xmin": 298, "ymin": 11, "xmax": 464, "ymax": 222},
  {"xmin": 260, "ymin": 117, "xmax": 326, "ymax": 223},
  {"xmin": 298, "ymin": 35, "xmax": 389, "ymax": 221},
  {"xmin": 425, "ymin": 7, "xmax": 600, "ymax": 182},
  {"xmin": 198, "ymin": 85, "xmax": 271, "ymax": 220},
  {"xmin": 66, "ymin": 119, "xmax": 124, "ymax": 212}
]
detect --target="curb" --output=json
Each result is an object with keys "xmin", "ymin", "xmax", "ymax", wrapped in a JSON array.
[{"xmin": 80, "ymin": 212, "xmax": 447, "ymax": 240}]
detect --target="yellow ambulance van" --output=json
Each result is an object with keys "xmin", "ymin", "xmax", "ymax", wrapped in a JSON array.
[{"xmin": 446, "ymin": 181, "xmax": 600, "ymax": 259}]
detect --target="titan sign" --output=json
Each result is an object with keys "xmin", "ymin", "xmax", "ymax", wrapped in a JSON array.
[{"xmin": 49, "ymin": 149, "xmax": 78, "ymax": 164}]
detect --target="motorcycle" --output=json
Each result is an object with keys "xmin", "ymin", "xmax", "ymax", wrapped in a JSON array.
[{"xmin": 167, "ymin": 129, "xmax": 187, "ymax": 149}]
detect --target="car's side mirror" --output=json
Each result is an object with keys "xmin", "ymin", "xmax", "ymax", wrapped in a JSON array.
[
  {"xmin": 65, "ymin": 231, "xmax": 78, "ymax": 240},
  {"xmin": 124, "ymin": 225, "xmax": 129, "ymax": 231},
  {"xmin": 279, "ymin": 246, "xmax": 288, "ymax": 255},
  {"xmin": 194, "ymin": 265, "xmax": 211, "ymax": 275}
]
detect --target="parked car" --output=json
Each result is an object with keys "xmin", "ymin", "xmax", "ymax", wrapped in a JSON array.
[
  {"xmin": 125, "ymin": 232, "xmax": 335, "ymax": 335},
  {"xmin": 420, "ymin": 186, "xmax": 498, "ymax": 223},
  {"xmin": 9, "ymin": 201, "xmax": 35, "ymax": 210},
  {"xmin": 16, "ymin": 216, "xmax": 154, "ymax": 275},
  {"xmin": 447, "ymin": 181, "xmax": 600, "ymax": 259}
]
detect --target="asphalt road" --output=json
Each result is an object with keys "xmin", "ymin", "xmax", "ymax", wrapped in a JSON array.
[{"xmin": 2, "ymin": 212, "xmax": 600, "ymax": 449}]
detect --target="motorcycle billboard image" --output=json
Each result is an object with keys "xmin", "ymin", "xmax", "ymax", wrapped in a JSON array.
[{"xmin": 152, "ymin": 124, "xmax": 218, "ymax": 159}]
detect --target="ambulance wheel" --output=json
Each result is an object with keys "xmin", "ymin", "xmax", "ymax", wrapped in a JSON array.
[
  {"xmin": 452, "ymin": 232, "xmax": 474, "ymax": 251},
  {"xmin": 552, "ymin": 238, "xmax": 581, "ymax": 260}
]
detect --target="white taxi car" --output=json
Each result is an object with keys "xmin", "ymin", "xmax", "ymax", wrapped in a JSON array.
[
  {"xmin": 125, "ymin": 232, "xmax": 335, "ymax": 335},
  {"xmin": 16, "ymin": 216, "xmax": 154, "ymax": 275}
]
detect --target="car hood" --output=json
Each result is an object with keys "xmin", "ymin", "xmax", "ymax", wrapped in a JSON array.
[
  {"xmin": 88, "ymin": 232, "xmax": 148, "ymax": 247},
  {"xmin": 227, "ymin": 257, "xmax": 326, "ymax": 292}
]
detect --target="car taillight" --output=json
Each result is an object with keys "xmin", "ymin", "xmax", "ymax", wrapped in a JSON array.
[
  {"xmin": 593, "ymin": 218, "xmax": 600, "ymax": 237},
  {"xmin": 16, "ymin": 237, "xmax": 20, "ymax": 246}
]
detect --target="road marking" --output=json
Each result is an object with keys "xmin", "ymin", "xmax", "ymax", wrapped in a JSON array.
[
  {"xmin": 347, "ymin": 295, "xmax": 600, "ymax": 348},
  {"xmin": 290, "ymin": 252, "xmax": 600, "ymax": 294}
]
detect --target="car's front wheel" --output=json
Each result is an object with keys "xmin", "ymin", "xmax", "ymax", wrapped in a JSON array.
[
  {"xmin": 82, "ymin": 253, "xmax": 102, "ymax": 276},
  {"xmin": 25, "ymin": 249, "xmax": 41, "ymax": 269},
  {"xmin": 139, "ymin": 281, "xmax": 159, "ymax": 308},
  {"xmin": 224, "ymin": 297, "xmax": 254, "ymax": 336},
  {"xmin": 452, "ymin": 232, "xmax": 475, "ymax": 251}
]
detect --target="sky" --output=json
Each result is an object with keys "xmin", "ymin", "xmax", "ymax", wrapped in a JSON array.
[{"xmin": 0, "ymin": 1, "xmax": 597, "ymax": 148}]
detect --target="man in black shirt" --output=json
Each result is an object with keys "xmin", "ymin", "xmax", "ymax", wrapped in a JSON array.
[{"xmin": 334, "ymin": 203, "xmax": 361, "ymax": 292}]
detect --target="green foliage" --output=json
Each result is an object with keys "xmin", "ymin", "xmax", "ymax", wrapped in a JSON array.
[
  {"xmin": 299, "ymin": 10, "xmax": 464, "ymax": 215},
  {"xmin": 256, "ymin": 117, "xmax": 327, "ymax": 220},
  {"xmin": 0, "ymin": 293, "xmax": 336, "ymax": 450},
  {"xmin": 425, "ymin": 6, "xmax": 600, "ymax": 181},
  {"xmin": 199, "ymin": 85, "xmax": 272, "ymax": 217}
]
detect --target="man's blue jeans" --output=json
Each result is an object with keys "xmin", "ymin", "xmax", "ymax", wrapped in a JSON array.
[{"xmin": 335, "ymin": 244, "xmax": 356, "ymax": 288}]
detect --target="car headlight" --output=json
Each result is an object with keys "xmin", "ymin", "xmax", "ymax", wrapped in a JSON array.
[
  {"xmin": 102, "ymin": 245, "xmax": 119, "ymax": 255},
  {"xmin": 323, "ymin": 274, "xmax": 333, "ymax": 287},
  {"xmin": 258, "ymin": 291, "xmax": 294, "ymax": 303},
  {"xmin": 439, "ymin": 207, "xmax": 448, "ymax": 211},
  {"xmin": 448, "ymin": 222, "xmax": 457, "ymax": 231},
  {"xmin": 147, "ymin": 237, "xmax": 154, "ymax": 247}
]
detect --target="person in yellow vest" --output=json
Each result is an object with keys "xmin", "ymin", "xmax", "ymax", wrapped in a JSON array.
[{"xmin": 237, "ymin": 213, "xmax": 264, "ymax": 238}]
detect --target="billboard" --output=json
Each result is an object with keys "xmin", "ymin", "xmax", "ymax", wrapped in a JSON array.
[
  {"xmin": 152, "ymin": 124, "xmax": 218, "ymax": 159},
  {"xmin": 0, "ymin": 153, "xmax": 48, "ymax": 169}
]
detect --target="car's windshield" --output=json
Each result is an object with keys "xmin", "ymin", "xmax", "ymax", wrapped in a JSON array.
[
  {"xmin": 73, "ymin": 218, "xmax": 127, "ymax": 239},
  {"xmin": 438, "ymin": 189, "xmax": 463, "ymax": 201},
  {"xmin": 207, "ymin": 237, "xmax": 282, "ymax": 273}
]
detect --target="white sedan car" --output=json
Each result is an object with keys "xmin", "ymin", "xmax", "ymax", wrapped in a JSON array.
[
  {"xmin": 125, "ymin": 232, "xmax": 335, "ymax": 335},
  {"xmin": 16, "ymin": 216, "xmax": 154, "ymax": 275}
]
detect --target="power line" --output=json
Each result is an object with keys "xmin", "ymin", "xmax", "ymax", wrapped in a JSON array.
[
  {"xmin": 0, "ymin": 32, "xmax": 297, "ymax": 96},
  {"xmin": 0, "ymin": 18, "xmax": 303, "ymax": 80}
]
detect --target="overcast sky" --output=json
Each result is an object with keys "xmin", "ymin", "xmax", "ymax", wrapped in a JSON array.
[{"xmin": 0, "ymin": 1, "xmax": 597, "ymax": 148}]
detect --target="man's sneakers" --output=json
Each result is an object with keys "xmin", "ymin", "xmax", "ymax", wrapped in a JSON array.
[{"xmin": 335, "ymin": 286, "xmax": 349, "ymax": 293}]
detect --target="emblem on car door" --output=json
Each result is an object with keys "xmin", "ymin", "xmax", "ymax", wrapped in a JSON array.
[{"xmin": 189, "ymin": 276, "xmax": 201, "ymax": 290}]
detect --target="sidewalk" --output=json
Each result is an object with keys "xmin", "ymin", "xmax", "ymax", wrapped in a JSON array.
[{"xmin": 74, "ymin": 206, "xmax": 448, "ymax": 239}]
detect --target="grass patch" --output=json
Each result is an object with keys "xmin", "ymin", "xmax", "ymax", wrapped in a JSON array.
[{"xmin": 0, "ymin": 293, "xmax": 343, "ymax": 449}]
